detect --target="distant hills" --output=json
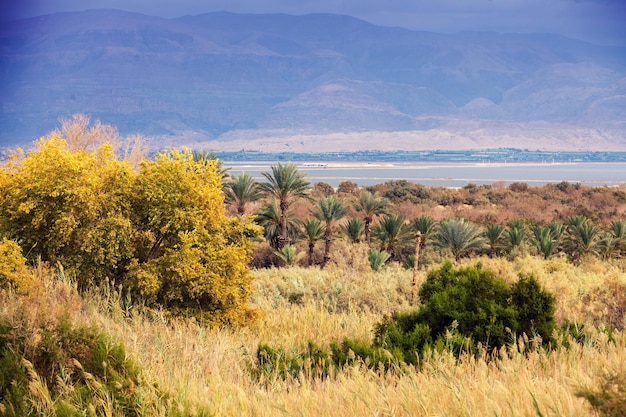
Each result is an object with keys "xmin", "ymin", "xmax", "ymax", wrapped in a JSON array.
[{"xmin": 1, "ymin": 9, "xmax": 625, "ymax": 151}]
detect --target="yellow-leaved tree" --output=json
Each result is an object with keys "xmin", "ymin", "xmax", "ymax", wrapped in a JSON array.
[
  {"xmin": 128, "ymin": 150, "xmax": 261, "ymax": 325},
  {"xmin": 0, "ymin": 136, "xmax": 135, "ymax": 284},
  {"xmin": 0, "ymin": 137, "xmax": 260, "ymax": 326}
]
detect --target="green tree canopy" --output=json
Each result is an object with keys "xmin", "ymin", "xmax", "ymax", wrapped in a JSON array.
[
  {"xmin": 259, "ymin": 163, "xmax": 310, "ymax": 248},
  {"xmin": 355, "ymin": 190, "xmax": 388, "ymax": 246},
  {"xmin": 224, "ymin": 172, "xmax": 264, "ymax": 215},
  {"xmin": 301, "ymin": 218, "xmax": 325, "ymax": 267},
  {"xmin": 436, "ymin": 218, "xmax": 486, "ymax": 262},
  {"xmin": 313, "ymin": 195, "xmax": 348, "ymax": 267}
]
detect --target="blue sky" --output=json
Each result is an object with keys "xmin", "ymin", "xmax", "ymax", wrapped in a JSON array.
[{"xmin": 1, "ymin": 0, "xmax": 625, "ymax": 44}]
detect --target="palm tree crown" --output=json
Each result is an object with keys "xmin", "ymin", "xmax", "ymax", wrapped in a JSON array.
[
  {"xmin": 342, "ymin": 218, "xmax": 365, "ymax": 243},
  {"xmin": 301, "ymin": 218, "xmax": 325, "ymax": 266},
  {"xmin": 313, "ymin": 195, "xmax": 348, "ymax": 267},
  {"xmin": 411, "ymin": 215, "xmax": 438, "ymax": 249},
  {"xmin": 565, "ymin": 216, "xmax": 601, "ymax": 261},
  {"xmin": 372, "ymin": 214, "xmax": 412, "ymax": 260},
  {"xmin": 259, "ymin": 162, "xmax": 310, "ymax": 248},
  {"xmin": 436, "ymin": 218, "xmax": 486, "ymax": 261},
  {"xmin": 191, "ymin": 150, "xmax": 229, "ymax": 179},
  {"xmin": 485, "ymin": 223, "xmax": 505, "ymax": 258},
  {"xmin": 355, "ymin": 190, "xmax": 388, "ymax": 246},
  {"xmin": 255, "ymin": 199, "xmax": 300, "ymax": 250},
  {"xmin": 224, "ymin": 172, "xmax": 263, "ymax": 215}
]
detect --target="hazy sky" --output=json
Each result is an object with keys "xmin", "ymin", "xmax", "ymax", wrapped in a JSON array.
[{"xmin": 2, "ymin": 0, "xmax": 625, "ymax": 44}]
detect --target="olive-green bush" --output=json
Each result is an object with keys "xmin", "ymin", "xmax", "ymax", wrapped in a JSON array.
[
  {"xmin": 254, "ymin": 262, "xmax": 557, "ymax": 377},
  {"xmin": 374, "ymin": 261, "xmax": 556, "ymax": 363}
]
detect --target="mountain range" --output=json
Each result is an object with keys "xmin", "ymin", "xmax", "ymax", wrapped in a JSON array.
[{"xmin": 1, "ymin": 9, "xmax": 625, "ymax": 151}]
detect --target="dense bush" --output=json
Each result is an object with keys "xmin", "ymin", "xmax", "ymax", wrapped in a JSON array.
[
  {"xmin": 253, "ymin": 338, "xmax": 398, "ymax": 382},
  {"xmin": 253, "ymin": 262, "xmax": 557, "ymax": 376},
  {"xmin": 371, "ymin": 180, "xmax": 430, "ymax": 204},
  {"xmin": 0, "ymin": 138, "xmax": 261, "ymax": 326},
  {"xmin": 0, "ymin": 138, "xmax": 135, "ymax": 284},
  {"xmin": 0, "ymin": 318, "xmax": 148, "ymax": 416},
  {"xmin": 374, "ymin": 262, "xmax": 556, "ymax": 363},
  {"xmin": 255, "ymin": 341, "xmax": 332, "ymax": 380},
  {"xmin": 127, "ymin": 150, "xmax": 261, "ymax": 325},
  {"xmin": 329, "ymin": 338, "xmax": 397, "ymax": 370}
]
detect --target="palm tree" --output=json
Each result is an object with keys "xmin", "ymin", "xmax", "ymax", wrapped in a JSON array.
[
  {"xmin": 411, "ymin": 215, "xmax": 438, "ymax": 249},
  {"xmin": 598, "ymin": 232, "xmax": 620, "ymax": 260},
  {"xmin": 547, "ymin": 221, "xmax": 566, "ymax": 243},
  {"xmin": 485, "ymin": 223, "xmax": 505, "ymax": 258},
  {"xmin": 506, "ymin": 218, "xmax": 527, "ymax": 252},
  {"xmin": 259, "ymin": 163, "xmax": 310, "ymax": 249},
  {"xmin": 372, "ymin": 214, "xmax": 411, "ymax": 261},
  {"xmin": 223, "ymin": 172, "xmax": 263, "ymax": 215},
  {"xmin": 436, "ymin": 218, "xmax": 486, "ymax": 262},
  {"xmin": 368, "ymin": 249, "xmax": 391, "ymax": 271},
  {"xmin": 313, "ymin": 196, "xmax": 348, "ymax": 268},
  {"xmin": 255, "ymin": 199, "xmax": 300, "ymax": 250},
  {"xmin": 301, "ymin": 218, "xmax": 325, "ymax": 266},
  {"xmin": 566, "ymin": 215, "xmax": 589, "ymax": 229},
  {"xmin": 354, "ymin": 190, "xmax": 388, "ymax": 246},
  {"xmin": 532, "ymin": 225, "xmax": 560, "ymax": 259},
  {"xmin": 342, "ymin": 218, "xmax": 365, "ymax": 243},
  {"xmin": 275, "ymin": 245, "xmax": 305, "ymax": 267},
  {"xmin": 565, "ymin": 216, "xmax": 601, "ymax": 261},
  {"xmin": 609, "ymin": 219, "xmax": 626, "ymax": 257}
]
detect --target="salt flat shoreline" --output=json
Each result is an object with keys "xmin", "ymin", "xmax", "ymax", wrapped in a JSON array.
[
  {"xmin": 224, "ymin": 160, "xmax": 626, "ymax": 187},
  {"xmin": 226, "ymin": 160, "xmax": 623, "ymax": 169}
]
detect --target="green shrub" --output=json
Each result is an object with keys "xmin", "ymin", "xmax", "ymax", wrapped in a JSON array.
[
  {"xmin": 254, "ymin": 262, "xmax": 558, "ymax": 378},
  {"xmin": 0, "ymin": 317, "xmax": 151, "ymax": 416},
  {"xmin": 255, "ymin": 341, "xmax": 331, "ymax": 380},
  {"xmin": 253, "ymin": 338, "xmax": 398, "ymax": 381},
  {"xmin": 511, "ymin": 274, "xmax": 556, "ymax": 344},
  {"xmin": 374, "ymin": 261, "xmax": 557, "ymax": 361},
  {"xmin": 0, "ymin": 321, "xmax": 29, "ymax": 416},
  {"xmin": 374, "ymin": 313, "xmax": 433, "ymax": 365},
  {"xmin": 330, "ymin": 338, "xmax": 397, "ymax": 370},
  {"xmin": 558, "ymin": 320, "xmax": 591, "ymax": 349},
  {"xmin": 368, "ymin": 249, "xmax": 391, "ymax": 271}
]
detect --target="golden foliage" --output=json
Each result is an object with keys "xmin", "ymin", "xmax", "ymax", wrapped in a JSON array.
[
  {"xmin": 0, "ymin": 238, "xmax": 32, "ymax": 291},
  {"xmin": 129, "ymin": 149, "xmax": 261, "ymax": 325},
  {"xmin": 0, "ymin": 136, "xmax": 135, "ymax": 284},
  {"xmin": 0, "ymin": 138, "xmax": 260, "ymax": 326}
]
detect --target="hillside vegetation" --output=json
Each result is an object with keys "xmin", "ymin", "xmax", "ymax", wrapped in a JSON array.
[{"xmin": 1, "ymin": 122, "xmax": 625, "ymax": 416}]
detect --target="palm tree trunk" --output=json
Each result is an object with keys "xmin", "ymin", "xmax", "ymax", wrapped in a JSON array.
[
  {"xmin": 364, "ymin": 217, "xmax": 372, "ymax": 246},
  {"xmin": 322, "ymin": 227, "xmax": 332, "ymax": 268},
  {"xmin": 308, "ymin": 242, "xmax": 315, "ymax": 266},
  {"xmin": 411, "ymin": 232, "xmax": 421, "ymax": 305},
  {"xmin": 279, "ymin": 200, "xmax": 289, "ymax": 249}
]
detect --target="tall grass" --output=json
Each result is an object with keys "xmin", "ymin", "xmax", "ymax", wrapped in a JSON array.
[{"xmin": 2, "ymin": 256, "xmax": 625, "ymax": 416}]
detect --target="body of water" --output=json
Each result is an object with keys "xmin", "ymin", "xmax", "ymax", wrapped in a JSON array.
[{"xmin": 224, "ymin": 161, "xmax": 626, "ymax": 187}]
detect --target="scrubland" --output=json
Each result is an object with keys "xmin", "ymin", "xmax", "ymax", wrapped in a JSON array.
[
  {"xmin": 2, "ymin": 254, "xmax": 624, "ymax": 416},
  {"xmin": 2, "ymin": 120, "xmax": 625, "ymax": 416}
]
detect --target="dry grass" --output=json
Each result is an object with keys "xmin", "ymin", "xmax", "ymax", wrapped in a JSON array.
[{"xmin": 3, "ymin": 256, "xmax": 625, "ymax": 416}]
